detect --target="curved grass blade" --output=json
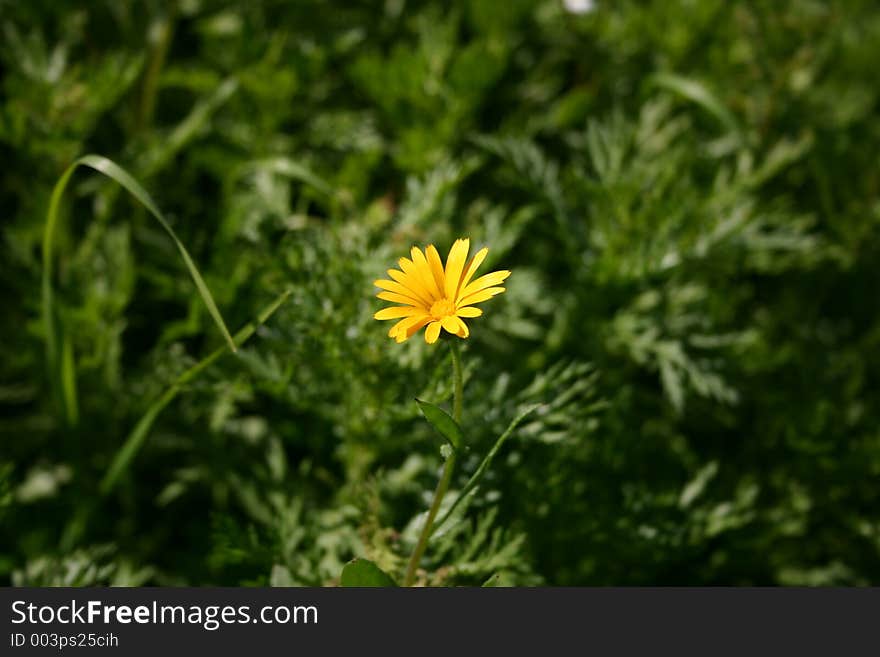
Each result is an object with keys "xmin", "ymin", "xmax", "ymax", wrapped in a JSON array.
[
  {"xmin": 42, "ymin": 155, "xmax": 238, "ymax": 422},
  {"xmin": 59, "ymin": 331, "xmax": 78, "ymax": 427},
  {"xmin": 432, "ymin": 404, "xmax": 539, "ymax": 535},
  {"xmin": 648, "ymin": 73, "xmax": 741, "ymax": 136},
  {"xmin": 99, "ymin": 289, "xmax": 291, "ymax": 495}
]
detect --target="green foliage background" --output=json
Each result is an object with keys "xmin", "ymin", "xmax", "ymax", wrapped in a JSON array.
[{"xmin": 2, "ymin": 0, "xmax": 880, "ymax": 586}]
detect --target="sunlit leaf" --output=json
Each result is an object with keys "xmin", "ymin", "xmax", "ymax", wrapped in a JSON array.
[{"xmin": 340, "ymin": 559, "xmax": 396, "ymax": 587}]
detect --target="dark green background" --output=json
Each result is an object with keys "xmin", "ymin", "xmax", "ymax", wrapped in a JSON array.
[{"xmin": 2, "ymin": 0, "xmax": 879, "ymax": 585}]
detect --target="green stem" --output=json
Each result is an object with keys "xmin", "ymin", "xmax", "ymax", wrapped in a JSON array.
[
  {"xmin": 432, "ymin": 404, "xmax": 539, "ymax": 535},
  {"xmin": 450, "ymin": 340, "xmax": 463, "ymax": 424},
  {"xmin": 137, "ymin": 4, "xmax": 177, "ymax": 132},
  {"xmin": 403, "ymin": 340, "xmax": 463, "ymax": 586}
]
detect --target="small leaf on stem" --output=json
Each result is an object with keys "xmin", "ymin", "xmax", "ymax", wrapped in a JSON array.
[
  {"xmin": 340, "ymin": 559, "xmax": 396, "ymax": 587},
  {"xmin": 415, "ymin": 398, "xmax": 464, "ymax": 449}
]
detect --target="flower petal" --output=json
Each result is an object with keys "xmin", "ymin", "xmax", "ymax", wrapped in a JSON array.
[
  {"xmin": 395, "ymin": 315, "xmax": 430, "ymax": 342},
  {"xmin": 459, "ymin": 286, "xmax": 505, "ymax": 306},
  {"xmin": 373, "ymin": 276, "xmax": 425, "ymax": 303},
  {"xmin": 425, "ymin": 245, "xmax": 447, "ymax": 293},
  {"xmin": 444, "ymin": 238, "xmax": 470, "ymax": 300},
  {"xmin": 440, "ymin": 316, "xmax": 460, "ymax": 335},
  {"xmin": 406, "ymin": 316, "xmax": 431, "ymax": 338},
  {"xmin": 388, "ymin": 270, "xmax": 434, "ymax": 306},
  {"xmin": 377, "ymin": 291, "xmax": 425, "ymax": 307},
  {"xmin": 425, "ymin": 321, "xmax": 442, "ymax": 344},
  {"xmin": 399, "ymin": 257, "xmax": 438, "ymax": 303},
  {"xmin": 458, "ymin": 247, "xmax": 489, "ymax": 294},
  {"xmin": 388, "ymin": 317, "xmax": 412, "ymax": 338},
  {"xmin": 374, "ymin": 306, "xmax": 424, "ymax": 320},
  {"xmin": 458, "ymin": 270, "xmax": 511, "ymax": 302},
  {"xmin": 455, "ymin": 306, "xmax": 482, "ymax": 318},
  {"xmin": 411, "ymin": 246, "xmax": 442, "ymax": 299},
  {"xmin": 441, "ymin": 315, "xmax": 469, "ymax": 338}
]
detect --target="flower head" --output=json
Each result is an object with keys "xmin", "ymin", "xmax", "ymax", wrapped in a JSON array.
[{"xmin": 374, "ymin": 238, "xmax": 510, "ymax": 344}]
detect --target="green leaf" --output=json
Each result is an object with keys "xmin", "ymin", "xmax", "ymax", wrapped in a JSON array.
[
  {"xmin": 416, "ymin": 398, "xmax": 463, "ymax": 449},
  {"xmin": 482, "ymin": 572, "xmax": 516, "ymax": 587},
  {"xmin": 340, "ymin": 559, "xmax": 396, "ymax": 587},
  {"xmin": 42, "ymin": 154, "xmax": 238, "ymax": 424}
]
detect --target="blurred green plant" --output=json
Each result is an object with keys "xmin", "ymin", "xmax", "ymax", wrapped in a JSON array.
[{"xmin": 2, "ymin": 0, "xmax": 880, "ymax": 587}]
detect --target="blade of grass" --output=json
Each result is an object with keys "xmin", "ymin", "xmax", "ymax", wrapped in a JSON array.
[
  {"xmin": 42, "ymin": 161, "xmax": 79, "ymax": 426},
  {"xmin": 432, "ymin": 404, "xmax": 539, "ymax": 536},
  {"xmin": 59, "ymin": 332, "xmax": 78, "ymax": 427},
  {"xmin": 136, "ymin": 6, "xmax": 177, "ymax": 132},
  {"xmin": 42, "ymin": 154, "xmax": 238, "ymax": 422}
]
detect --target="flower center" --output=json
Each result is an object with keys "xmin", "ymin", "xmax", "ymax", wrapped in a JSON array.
[{"xmin": 429, "ymin": 298, "xmax": 456, "ymax": 320}]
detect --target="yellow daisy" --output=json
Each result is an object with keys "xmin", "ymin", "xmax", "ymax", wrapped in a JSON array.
[{"xmin": 373, "ymin": 238, "xmax": 510, "ymax": 344}]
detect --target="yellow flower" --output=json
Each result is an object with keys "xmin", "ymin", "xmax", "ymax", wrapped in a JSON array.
[{"xmin": 373, "ymin": 238, "xmax": 510, "ymax": 344}]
